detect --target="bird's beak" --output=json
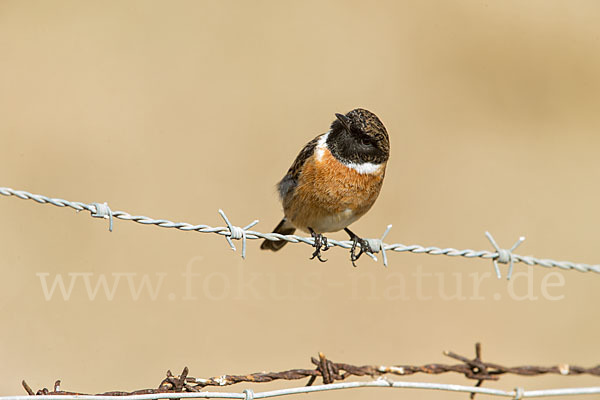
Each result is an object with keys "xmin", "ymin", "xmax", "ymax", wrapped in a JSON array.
[{"xmin": 335, "ymin": 113, "xmax": 351, "ymax": 130}]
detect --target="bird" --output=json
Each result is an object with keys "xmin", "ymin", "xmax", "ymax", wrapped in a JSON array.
[{"xmin": 261, "ymin": 108, "xmax": 390, "ymax": 266}]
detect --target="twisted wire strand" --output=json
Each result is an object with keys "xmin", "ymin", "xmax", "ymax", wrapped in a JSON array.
[
  {"xmin": 9, "ymin": 380, "xmax": 600, "ymax": 400},
  {"xmin": 15, "ymin": 345, "xmax": 600, "ymax": 399},
  {"xmin": 2, "ymin": 187, "xmax": 599, "ymax": 275}
]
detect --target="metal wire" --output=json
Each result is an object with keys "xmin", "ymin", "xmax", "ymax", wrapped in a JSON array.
[
  {"xmin": 15, "ymin": 345, "xmax": 600, "ymax": 399},
  {"xmin": 1, "ymin": 187, "xmax": 599, "ymax": 278},
  {"xmin": 7, "ymin": 380, "xmax": 600, "ymax": 400}
]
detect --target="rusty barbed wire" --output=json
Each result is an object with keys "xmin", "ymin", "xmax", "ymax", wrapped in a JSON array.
[
  {"xmin": 20, "ymin": 343, "xmax": 600, "ymax": 398},
  {"xmin": 1, "ymin": 187, "xmax": 599, "ymax": 278}
]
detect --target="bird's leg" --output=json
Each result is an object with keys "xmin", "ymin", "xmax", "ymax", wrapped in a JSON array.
[
  {"xmin": 344, "ymin": 227, "xmax": 372, "ymax": 267},
  {"xmin": 309, "ymin": 228, "xmax": 328, "ymax": 262}
]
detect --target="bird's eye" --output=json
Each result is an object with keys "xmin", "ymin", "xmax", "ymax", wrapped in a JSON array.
[{"xmin": 360, "ymin": 137, "xmax": 372, "ymax": 146}]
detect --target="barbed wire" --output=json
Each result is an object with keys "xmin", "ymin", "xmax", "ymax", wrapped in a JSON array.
[
  {"xmin": 12, "ymin": 380, "xmax": 600, "ymax": 400},
  {"xmin": 2, "ymin": 187, "xmax": 599, "ymax": 279},
  {"xmin": 14, "ymin": 344, "xmax": 600, "ymax": 399}
]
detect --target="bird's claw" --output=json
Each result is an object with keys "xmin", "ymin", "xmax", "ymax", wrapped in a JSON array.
[
  {"xmin": 310, "ymin": 231, "xmax": 329, "ymax": 262},
  {"xmin": 350, "ymin": 236, "xmax": 372, "ymax": 267}
]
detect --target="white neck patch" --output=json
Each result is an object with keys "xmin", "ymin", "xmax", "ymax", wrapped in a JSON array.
[{"xmin": 343, "ymin": 161, "xmax": 383, "ymax": 175}]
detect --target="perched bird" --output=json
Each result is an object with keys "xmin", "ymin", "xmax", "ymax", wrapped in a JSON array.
[{"xmin": 261, "ymin": 108, "xmax": 390, "ymax": 266}]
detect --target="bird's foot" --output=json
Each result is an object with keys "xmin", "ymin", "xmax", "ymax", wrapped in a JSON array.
[
  {"xmin": 345, "ymin": 228, "xmax": 372, "ymax": 267},
  {"xmin": 309, "ymin": 229, "xmax": 329, "ymax": 262}
]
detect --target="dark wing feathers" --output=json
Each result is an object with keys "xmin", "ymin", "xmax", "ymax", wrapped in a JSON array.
[
  {"xmin": 277, "ymin": 134, "xmax": 321, "ymax": 201},
  {"xmin": 263, "ymin": 134, "xmax": 321, "ymax": 252}
]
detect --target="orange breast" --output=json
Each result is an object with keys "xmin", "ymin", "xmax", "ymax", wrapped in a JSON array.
[{"xmin": 283, "ymin": 148, "xmax": 385, "ymax": 233}]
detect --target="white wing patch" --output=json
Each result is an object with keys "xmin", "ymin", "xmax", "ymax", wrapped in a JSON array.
[{"xmin": 315, "ymin": 131, "xmax": 330, "ymax": 161}]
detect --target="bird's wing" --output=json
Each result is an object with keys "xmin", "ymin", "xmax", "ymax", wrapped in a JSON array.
[{"xmin": 277, "ymin": 133, "xmax": 322, "ymax": 201}]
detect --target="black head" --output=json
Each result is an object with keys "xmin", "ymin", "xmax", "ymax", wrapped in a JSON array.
[{"xmin": 327, "ymin": 108, "xmax": 389, "ymax": 165}]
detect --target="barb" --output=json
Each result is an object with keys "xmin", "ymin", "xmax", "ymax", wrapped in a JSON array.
[
  {"xmin": 17, "ymin": 344, "xmax": 600, "ymax": 399},
  {"xmin": 91, "ymin": 202, "xmax": 114, "ymax": 232},
  {"xmin": 218, "ymin": 209, "xmax": 259, "ymax": 259},
  {"xmin": 2, "ymin": 187, "xmax": 600, "ymax": 277},
  {"xmin": 485, "ymin": 232, "xmax": 526, "ymax": 280}
]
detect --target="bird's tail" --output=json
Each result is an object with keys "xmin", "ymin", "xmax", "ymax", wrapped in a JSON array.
[{"xmin": 260, "ymin": 218, "xmax": 296, "ymax": 251}]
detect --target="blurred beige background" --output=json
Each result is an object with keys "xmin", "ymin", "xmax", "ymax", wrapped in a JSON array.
[{"xmin": 1, "ymin": 0, "xmax": 600, "ymax": 398}]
